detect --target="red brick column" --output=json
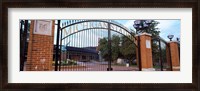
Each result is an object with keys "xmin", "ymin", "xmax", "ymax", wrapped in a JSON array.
[
  {"xmin": 26, "ymin": 20, "xmax": 55, "ymax": 71},
  {"xmin": 168, "ymin": 41, "xmax": 180, "ymax": 70},
  {"xmin": 136, "ymin": 33, "xmax": 154, "ymax": 71}
]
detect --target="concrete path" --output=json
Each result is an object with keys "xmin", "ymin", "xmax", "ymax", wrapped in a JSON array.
[{"xmin": 59, "ymin": 61, "xmax": 139, "ymax": 71}]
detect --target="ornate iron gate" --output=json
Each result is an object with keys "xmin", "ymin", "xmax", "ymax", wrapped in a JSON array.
[
  {"xmin": 54, "ymin": 20, "xmax": 140, "ymax": 71},
  {"xmin": 152, "ymin": 36, "xmax": 173, "ymax": 71}
]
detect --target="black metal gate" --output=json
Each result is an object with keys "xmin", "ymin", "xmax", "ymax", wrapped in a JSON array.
[
  {"xmin": 54, "ymin": 20, "xmax": 139, "ymax": 71},
  {"xmin": 151, "ymin": 36, "xmax": 173, "ymax": 71},
  {"xmin": 20, "ymin": 20, "xmax": 30, "ymax": 71}
]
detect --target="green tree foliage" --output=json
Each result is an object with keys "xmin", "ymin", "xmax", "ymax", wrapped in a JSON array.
[
  {"xmin": 98, "ymin": 20, "xmax": 161, "ymax": 64},
  {"xmin": 152, "ymin": 41, "xmax": 160, "ymax": 65},
  {"xmin": 120, "ymin": 35, "xmax": 136, "ymax": 64},
  {"xmin": 152, "ymin": 41, "xmax": 168, "ymax": 67},
  {"xmin": 98, "ymin": 33, "xmax": 136, "ymax": 63},
  {"xmin": 111, "ymin": 35, "xmax": 121, "ymax": 62},
  {"xmin": 136, "ymin": 20, "xmax": 160, "ymax": 39},
  {"xmin": 145, "ymin": 20, "xmax": 160, "ymax": 38},
  {"xmin": 98, "ymin": 38, "xmax": 109, "ymax": 61},
  {"xmin": 160, "ymin": 42, "xmax": 167, "ymax": 67}
]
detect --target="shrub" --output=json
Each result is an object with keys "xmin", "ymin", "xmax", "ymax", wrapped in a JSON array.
[
  {"xmin": 62, "ymin": 59, "xmax": 77, "ymax": 66},
  {"xmin": 52, "ymin": 59, "xmax": 78, "ymax": 66}
]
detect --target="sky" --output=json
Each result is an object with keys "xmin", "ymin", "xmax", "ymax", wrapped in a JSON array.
[
  {"xmin": 54, "ymin": 20, "xmax": 180, "ymax": 47},
  {"xmin": 116, "ymin": 20, "xmax": 180, "ymax": 40}
]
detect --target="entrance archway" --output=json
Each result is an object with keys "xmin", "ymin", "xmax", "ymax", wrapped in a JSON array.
[
  {"xmin": 54, "ymin": 20, "xmax": 140, "ymax": 71},
  {"xmin": 22, "ymin": 19, "xmax": 177, "ymax": 71}
]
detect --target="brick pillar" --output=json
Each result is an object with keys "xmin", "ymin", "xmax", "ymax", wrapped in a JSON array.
[
  {"xmin": 168, "ymin": 41, "xmax": 180, "ymax": 70},
  {"xmin": 136, "ymin": 33, "xmax": 154, "ymax": 71},
  {"xmin": 26, "ymin": 20, "xmax": 55, "ymax": 71},
  {"xmin": 166, "ymin": 45, "xmax": 171, "ymax": 71}
]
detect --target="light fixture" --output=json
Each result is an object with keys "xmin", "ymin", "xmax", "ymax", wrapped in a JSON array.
[
  {"xmin": 177, "ymin": 37, "xmax": 180, "ymax": 42},
  {"xmin": 133, "ymin": 20, "xmax": 153, "ymax": 34},
  {"xmin": 167, "ymin": 35, "xmax": 174, "ymax": 41}
]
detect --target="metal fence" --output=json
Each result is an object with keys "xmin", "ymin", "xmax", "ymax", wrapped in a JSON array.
[
  {"xmin": 54, "ymin": 20, "xmax": 138, "ymax": 71},
  {"xmin": 20, "ymin": 20, "xmax": 31, "ymax": 71},
  {"xmin": 152, "ymin": 36, "xmax": 172, "ymax": 71}
]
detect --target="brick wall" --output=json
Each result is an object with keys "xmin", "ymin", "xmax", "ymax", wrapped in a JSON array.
[
  {"xmin": 26, "ymin": 20, "xmax": 55, "ymax": 71},
  {"xmin": 136, "ymin": 33, "xmax": 153, "ymax": 69},
  {"xmin": 169, "ymin": 42, "xmax": 180, "ymax": 67},
  {"xmin": 139, "ymin": 34, "xmax": 153, "ymax": 68}
]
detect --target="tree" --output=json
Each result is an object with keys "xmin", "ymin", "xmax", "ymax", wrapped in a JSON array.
[
  {"xmin": 152, "ymin": 41, "xmax": 160, "ymax": 66},
  {"xmin": 98, "ymin": 20, "xmax": 161, "ymax": 64},
  {"xmin": 98, "ymin": 38, "xmax": 109, "ymax": 61},
  {"xmin": 161, "ymin": 45, "xmax": 167, "ymax": 65},
  {"xmin": 136, "ymin": 20, "xmax": 160, "ymax": 39},
  {"xmin": 111, "ymin": 35, "xmax": 120, "ymax": 62},
  {"xmin": 145, "ymin": 20, "xmax": 160, "ymax": 38},
  {"xmin": 120, "ymin": 35, "xmax": 136, "ymax": 64},
  {"xmin": 98, "ymin": 32, "xmax": 136, "ymax": 63},
  {"xmin": 98, "ymin": 35, "xmax": 121, "ymax": 62}
]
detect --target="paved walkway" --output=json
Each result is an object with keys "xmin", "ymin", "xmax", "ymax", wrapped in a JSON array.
[{"xmin": 58, "ymin": 61, "xmax": 139, "ymax": 71}]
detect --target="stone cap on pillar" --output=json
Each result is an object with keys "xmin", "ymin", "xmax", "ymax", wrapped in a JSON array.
[{"xmin": 135, "ymin": 32, "xmax": 152, "ymax": 37}]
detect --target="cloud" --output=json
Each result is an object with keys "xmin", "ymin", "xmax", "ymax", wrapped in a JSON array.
[
  {"xmin": 114, "ymin": 20, "xmax": 136, "ymax": 33},
  {"xmin": 123, "ymin": 20, "xmax": 135, "ymax": 30},
  {"xmin": 156, "ymin": 20, "xmax": 180, "ymax": 40}
]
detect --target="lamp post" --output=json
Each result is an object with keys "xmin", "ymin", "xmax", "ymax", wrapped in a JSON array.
[
  {"xmin": 167, "ymin": 35, "xmax": 174, "ymax": 41},
  {"xmin": 176, "ymin": 37, "xmax": 180, "ymax": 42},
  {"xmin": 133, "ymin": 20, "xmax": 152, "ymax": 34}
]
